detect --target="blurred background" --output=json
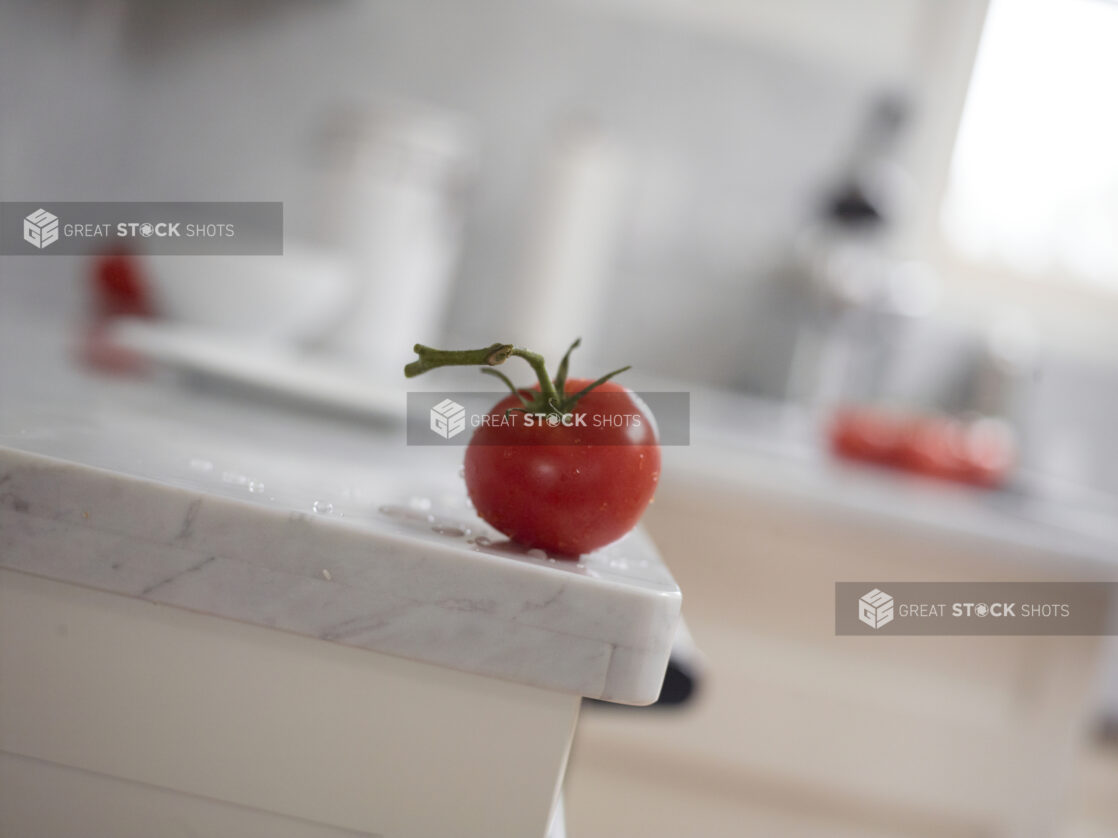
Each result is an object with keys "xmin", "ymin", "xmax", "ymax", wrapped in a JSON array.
[{"xmin": 3, "ymin": 0, "xmax": 1118, "ymax": 835}]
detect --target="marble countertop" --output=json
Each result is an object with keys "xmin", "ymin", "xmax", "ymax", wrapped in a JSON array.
[
  {"xmin": 0, "ymin": 335, "xmax": 680, "ymax": 704},
  {"xmin": 649, "ymin": 386, "xmax": 1118, "ymax": 572},
  {"xmin": 5, "ymin": 273, "xmax": 1115, "ymax": 708}
]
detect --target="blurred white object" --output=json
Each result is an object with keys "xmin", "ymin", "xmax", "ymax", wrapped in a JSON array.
[
  {"xmin": 144, "ymin": 245, "xmax": 349, "ymax": 344},
  {"xmin": 312, "ymin": 102, "xmax": 476, "ymax": 378},
  {"xmin": 509, "ymin": 120, "xmax": 627, "ymax": 361},
  {"xmin": 106, "ymin": 319, "xmax": 398, "ymax": 422}
]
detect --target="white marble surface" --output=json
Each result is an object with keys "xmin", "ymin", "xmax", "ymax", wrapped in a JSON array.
[{"xmin": 0, "ymin": 382, "xmax": 680, "ymax": 705}]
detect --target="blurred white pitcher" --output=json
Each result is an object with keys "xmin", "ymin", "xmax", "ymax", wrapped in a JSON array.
[{"xmin": 312, "ymin": 102, "xmax": 476, "ymax": 380}]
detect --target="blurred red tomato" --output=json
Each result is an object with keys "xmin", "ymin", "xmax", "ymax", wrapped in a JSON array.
[{"xmin": 830, "ymin": 406, "xmax": 1014, "ymax": 488}]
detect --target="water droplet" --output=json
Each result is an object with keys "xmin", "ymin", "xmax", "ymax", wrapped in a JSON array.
[
  {"xmin": 322, "ymin": 569, "xmax": 332, "ymax": 581},
  {"xmin": 474, "ymin": 535, "xmax": 492, "ymax": 547},
  {"xmin": 527, "ymin": 548, "xmax": 548, "ymax": 559},
  {"xmin": 547, "ymin": 557, "xmax": 558, "ymax": 564},
  {"xmin": 408, "ymin": 497, "xmax": 432, "ymax": 511},
  {"xmin": 458, "ymin": 467, "xmax": 466, "ymax": 478},
  {"xmin": 248, "ymin": 481, "xmax": 264, "ymax": 494},
  {"xmin": 312, "ymin": 500, "xmax": 333, "ymax": 515},
  {"xmin": 432, "ymin": 524, "xmax": 466, "ymax": 537}
]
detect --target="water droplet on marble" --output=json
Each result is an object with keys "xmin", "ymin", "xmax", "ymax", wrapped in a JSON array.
[
  {"xmin": 527, "ymin": 548, "xmax": 548, "ymax": 559},
  {"xmin": 312, "ymin": 500, "xmax": 333, "ymax": 515},
  {"xmin": 432, "ymin": 524, "xmax": 466, "ymax": 537},
  {"xmin": 248, "ymin": 481, "xmax": 264, "ymax": 494},
  {"xmin": 474, "ymin": 535, "xmax": 492, "ymax": 547},
  {"xmin": 379, "ymin": 504, "xmax": 431, "ymax": 524},
  {"xmin": 408, "ymin": 497, "xmax": 432, "ymax": 511}
]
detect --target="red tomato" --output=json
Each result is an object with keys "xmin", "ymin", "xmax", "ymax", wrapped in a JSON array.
[
  {"xmin": 463, "ymin": 378, "xmax": 660, "ymax": 557},
  {"xmin": 895, "ymin": 416, "xmax": 969, "ymax": 479},
  {"xmin": 830, "ymin": 405, "xmax": 1015, "ymax": 488},
  {"xmin": 830, "ymin": 407, "xmax": 902, "ymax": 464},
  {"xmin": 91, "ymin": 251, "xmax": 156, "ymax": 320}
]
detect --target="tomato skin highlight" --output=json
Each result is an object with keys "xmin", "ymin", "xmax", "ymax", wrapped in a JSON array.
[{"xmin": 463, "ymin": 378, "xmax": 660, "ymax": 557}]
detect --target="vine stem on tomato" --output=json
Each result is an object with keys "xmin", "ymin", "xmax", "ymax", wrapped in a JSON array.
[
  {"xmin": 405, "ymin": 338, "xmax": 629, "ymax": 416},
  {"xmin": 404, "ymin": 339, "xmax": 660, "ymax": 557}
]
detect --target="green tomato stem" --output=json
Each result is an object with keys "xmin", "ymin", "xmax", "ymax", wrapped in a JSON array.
[
  {"xmin": 507, "ymin": 347, "xmax": 560, "ymax": 407},
  {"xmin": 404, "ymin": 343, "xmax": 513, "ymax": 377},
  {"xmin": 404, "ymin": 339, "xmax": 625, "ymax": 415}
]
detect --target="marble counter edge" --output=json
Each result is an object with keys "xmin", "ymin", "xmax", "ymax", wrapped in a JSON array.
[{"xmin": 0, "ymin": 446, "xmax": 681, "ymax": 705}]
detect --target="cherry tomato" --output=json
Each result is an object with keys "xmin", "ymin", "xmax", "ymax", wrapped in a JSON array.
[
  {"xmin": 464, "ymin": 378, "xmax": 660, "ymax": 557},
  {"xmin": 80, "ymin": 251, "xmax": 156, "ymax": 374},
  {"xmin": 830, "ymin": 406, "xmax": 901, "ymax": 464},
  {"xmin": 895, "ymin": 416, "xmax": 968, "ymax": 479},
  {"xmin": 91, "ymin": 251, "xmax": 156, "ymax": 320},
  {"xmin": 830, "ymin": 405, "xmax": 1014, "ymax": 488}
]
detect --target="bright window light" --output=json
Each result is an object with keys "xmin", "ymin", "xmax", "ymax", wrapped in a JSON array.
[{"xmin": 941, "ymin": 0, "xmax": 1118, "ymax": 292}]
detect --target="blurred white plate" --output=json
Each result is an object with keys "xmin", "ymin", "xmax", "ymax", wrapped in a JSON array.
[
  {"xmin": 107, "ymin": 318, "xmax": 400, "ymax": 423},
  {"xmin": 143, "ymin": 246, "xmax": 350, "ymax": 343}
]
